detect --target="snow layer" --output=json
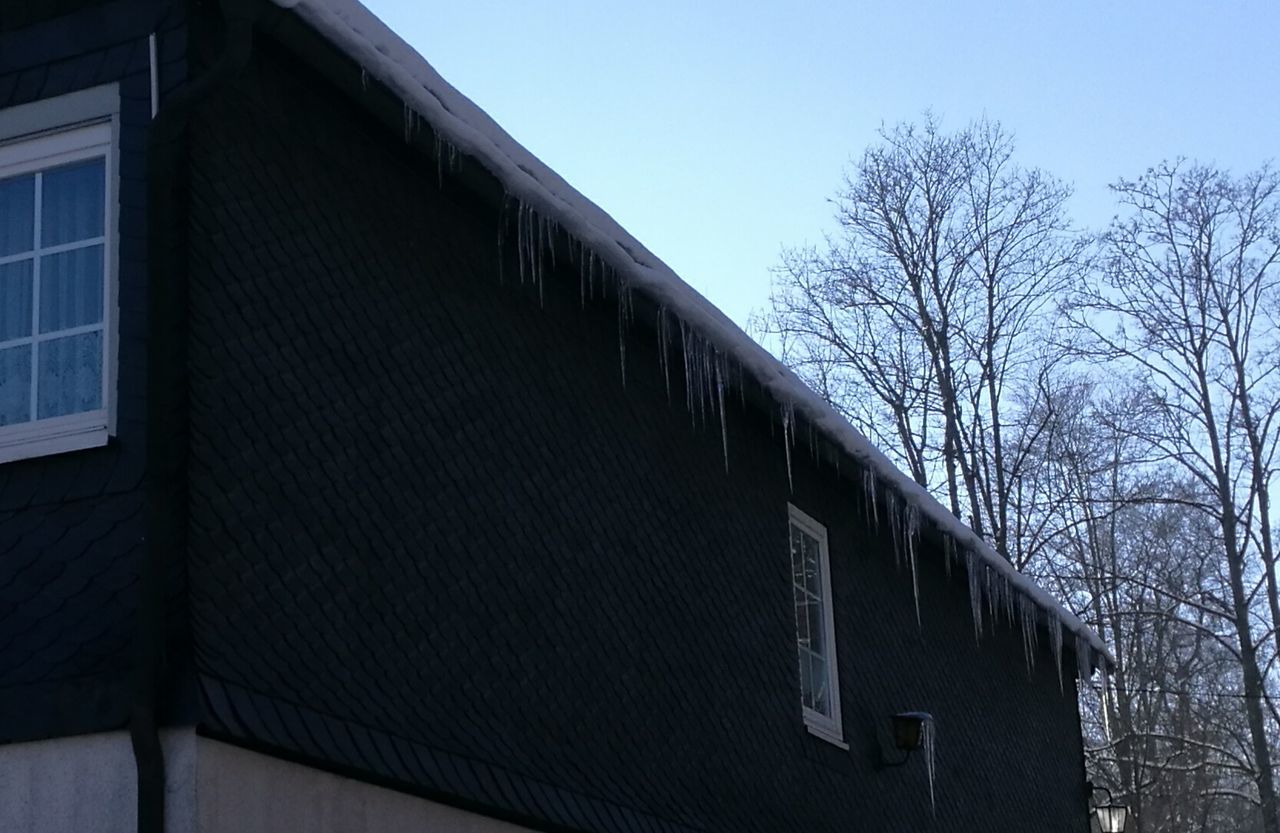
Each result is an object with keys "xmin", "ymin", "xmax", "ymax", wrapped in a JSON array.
[{"xmin": 270, "ymin": 0, "xmax": 1112, "ymax": 667}]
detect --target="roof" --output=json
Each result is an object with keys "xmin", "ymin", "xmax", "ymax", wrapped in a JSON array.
[{"xmin": 268, "ymin": 0, "xmax": 1111, "ymax": 672}]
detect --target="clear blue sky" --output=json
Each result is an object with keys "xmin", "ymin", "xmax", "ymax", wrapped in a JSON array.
[{"xmin": 363, "ymin": 0, "xmax": 1280, "ymax": 329}]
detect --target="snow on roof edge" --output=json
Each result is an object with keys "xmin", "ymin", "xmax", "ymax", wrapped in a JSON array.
[{"xmin": 270, "ymin": 0, "xmax": 1112, "ymax": 666}]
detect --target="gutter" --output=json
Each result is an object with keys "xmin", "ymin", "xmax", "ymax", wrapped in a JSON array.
[{"xmin": 134, "ymin": 2, "xmax": 257, "ymax": 831}]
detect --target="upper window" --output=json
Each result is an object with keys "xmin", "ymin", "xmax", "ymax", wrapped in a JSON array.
[
  {"xmin": 789, "ymin": 504, "xmax": 844, "ymax": 745},
  {"xmin": 0, "ymin": 117, "xmax": 114, "ymax": 463}
]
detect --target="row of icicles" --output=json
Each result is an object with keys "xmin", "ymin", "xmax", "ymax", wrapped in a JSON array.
[{"xmin": 401, "ymin": 94, "xmax": 1101, "ymax": 693}]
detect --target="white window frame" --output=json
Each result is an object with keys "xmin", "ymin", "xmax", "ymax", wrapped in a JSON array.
[
  {"xmin": 788, "ymin": 504, "xmax": 846, "ymax": 747},
  {"xmin": 0, "ymin": 85, "xmax": 119, "ymax": 465}
]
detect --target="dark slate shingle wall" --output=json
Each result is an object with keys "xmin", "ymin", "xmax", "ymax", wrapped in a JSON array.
[
  {"xmin": 187, "ymin": 40, "xmax": 1090, "ymax": 833},
  {"xmin": 0, "ymin": 0, "xmax": 185, "ymax": 743}
]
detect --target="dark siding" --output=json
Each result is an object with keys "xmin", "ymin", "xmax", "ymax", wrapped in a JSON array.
[
  {"xmin": 0, "ymin": 0, "xmax": 185, "ymax": 741},
  {"xmin": 187, "ymin": 38, "xmax": 1089, "ymax": 833}
]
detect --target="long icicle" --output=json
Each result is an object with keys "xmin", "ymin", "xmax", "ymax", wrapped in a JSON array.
[
  {"xmin": 780, "ymin": 402, "xmax": 795, "ymax": 491},
  {"xmin": 905, "ymin": 503, "xmax": 921, "ymax": 628},
  {"xmin": 885, "ymin": 491, "xmax": 902, "ymax": 569},
  {"xmin": 1001, "ymin": 575, "xmax": 1015, "ymax": 625},
  {"xmin": 714, "ymin": 352, "xmax": 729, "ymax": 472},
  {"xmin": 924, "ymin": 716, "xmax": 936, "ymax": 816},
  {"xmin": 616, "ymin": 282, "xmax": 630, "ymax": 387},
  {"xmin": 965, "ymin": 549, "xmax": 983, "ymax": 644},
  {"xmin": 1100, "ymin": 662, "xmax": 1113, "ymax": 744},
  {"xmin": 434, "ymin": 130, "xmax": 445, "ymax": 187},
  {"xmin": 656, "ymin": 308, "xmax": 672, "ymax": 402},
  {"xmin": 1018, "ymin": 595, "xmax": 1039, "ymax": 677},
  {"xmin": 1075, "ymin": 633, "xmax": 1092, "ymax": 687},
  {"xmin": 862, "ymin": 467, "xmax": 879, "ymax": 530},
  {"xmin": 1049, "ymin": 618, "xmax": 1065, "ymax": 693},
  {"xmin": 686, "ymin": 319, "xmax": 696, "ymax": 424}
]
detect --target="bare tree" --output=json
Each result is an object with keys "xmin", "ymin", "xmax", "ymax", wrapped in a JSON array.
[
  {"xmin": 766, "ymin": 120, "xmax": 1279, "ymax": 831},
  {"xmin": 762, "ymin": 115, "xmax": 1087, "ymax": 564},
  {"xmin": 1064, "ymin": 161, "xmax": 1280, "ymax": 833}
]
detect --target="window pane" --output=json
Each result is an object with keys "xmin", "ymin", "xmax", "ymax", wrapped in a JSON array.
[
  {"xmin": 801, "ymin": 530, "xmax": 822, "ymax": 596},
  {"xmin": 37, "ymin": 330, "xmax": 101, "ymax": 419},
  {"xmin": 800, "ymin": 595, "xmax": 825, "ymax": 657},
  {"xmin": 0, "ymin": 345, "xmax": 31, "ymax": 425},
  {"xmin": 791, "ymin": 514, "xmax": 837, "ymax": 726},
  {"xmin": 39, "ymin": 245, "xmax": 103, "ymax": 332},
  {"xmin": 41, "ymin": 159, "xmax": 105, "ymax": 247},
  {"xmin": 0, "ymin": 173, "xmax": 35, "ymax": 256},
  {"xmin": 0, "ymin": 259, "xmax": 33, "ymax": 340},
  {"xmin": 793, "ymin": 584, "xmax": 811, "ymax": 649},
  {"xmin": 798, "ymin": 648, "xmax": 815, "ymax": 711},
  {"xmin": 789, "ymin": 526, "xmax": 803, "ymax": 581},
  {"xmin": 808, "ymin": 653, "xmax": 830, "ymax": 717}
]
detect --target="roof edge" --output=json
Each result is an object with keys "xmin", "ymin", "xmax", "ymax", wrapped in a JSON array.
[{"xmin": 267, "ymin": 0, "xmax": 1114, "ymax": 671}]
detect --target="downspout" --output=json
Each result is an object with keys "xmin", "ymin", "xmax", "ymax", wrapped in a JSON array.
[{"xmin": 135, "ymin": 3, "xmax": 257, "ymax": 832}]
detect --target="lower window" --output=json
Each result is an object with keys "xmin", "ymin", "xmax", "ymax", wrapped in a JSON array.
[{"xmin": 789, "ymin": 504, "xmax": 844, "ymax": 744}]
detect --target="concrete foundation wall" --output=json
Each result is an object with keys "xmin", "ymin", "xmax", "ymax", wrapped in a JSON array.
[
  {"xmin": 0, "ymin": 731, "xmax": 534, "ymax": 833},
  {"xmin": 0, "ymin": 730, "xmax": 194, "ymax": 833},
  {"xmin": 197, "ymin": 739, "xmax": 534, "ymax": 833}
]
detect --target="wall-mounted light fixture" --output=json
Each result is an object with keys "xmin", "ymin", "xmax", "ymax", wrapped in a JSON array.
[
  {"xmin": 881, "ymin": 711, "xmax": 931, "ymax": 767},
  {"xmin": 1088, "ymin": 783, "xmax": 1130, "ymax": 833}
]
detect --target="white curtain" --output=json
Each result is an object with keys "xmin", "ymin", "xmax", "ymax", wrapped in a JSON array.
[
  {"xmin": 0, "ymin": 345, "xmax": 30, "ymax": 426},
  {"xmin": 37, "ymin": 331, "xmax": 101, "ymax": 419},
  {"xmin": 39, "ymin": 245, "xmax": 103, "ymax": 332}
]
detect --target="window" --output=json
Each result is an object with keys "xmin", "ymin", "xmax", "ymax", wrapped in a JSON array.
[
  {"xmin": 789, "ymin": 504, "xmax": 844, "ymax": 745},
  {"xmin": 0, "ymin": 93, "xmax": 116, "ymax": 465}
]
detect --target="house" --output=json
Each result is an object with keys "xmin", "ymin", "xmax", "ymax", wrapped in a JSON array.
[{"xmin": 0, "ymin": 0, "xmax": 1111, "ymax": 831}]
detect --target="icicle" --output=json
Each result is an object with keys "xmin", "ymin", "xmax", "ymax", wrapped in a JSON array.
[
  {"xmin": 679, "ymin": 323, "xmax": 710, "ymax": 427},
  {"xmin": 515, "ymin": 202, "xmax": 527, "ymax": 285},
  {"xmin": 537, "ymin": 225, "xmax": 545, "ymax": 306},
  {"xmin": 577, "ymin": 242, "xmax": 587, "ymax": 305},
  {"xmin": 1075, "ymin": 633, "xmax": 1092, "ymax": 686},
  {"xmin": 448, "ymin": 142, "xmax": 458, "ymax": 171},
  {"xmin": 1018, "ymin": 595, "xmax": 1039, "ymax": 676},
  {"xmin": 402, "ymin": 101, "xmax": 414, "ymax": 142},
  {"xmin": 517, "ymin": 202, "xmax": 531, "ymax": 287},
  {"xmin": 360, "ymin": 66, "xmax": 368, "ymax": 91},
  {"xmin": 529, "ymin": 208, "xmax": 544, "ymax": 305},
  {"xmin": 780, "ymin": 402, "xmax": 795, "ymax": 491},
  {"xmin": 699, "ymin": 339, "xmax": 713, "ymax": 428},
  {"xmin": 885, "ymin": 491, "xmax": 903, "ymax": 569},
  {"xmin": 984, "ymin": 563, "xmax": 998, "ymax": 626},
  {"xmin": 942, "ymin": 534, "xmax": 954, "ymax": 580},
  {"xmin": 965, "ymin": 549, "xmax": 983, "ymax": 643},
  {"xmin": 434, "ymin": 132, "xmax": 445, "ymax": 187},
  {"xmin": 923, "ymin": 715, "xmax": 937, "ymax": 815},
  {"xmin": 905, "ymin": 503, "xmax": 921, "ymax": 628},
  {"xmin": 545, "ymin": 217, "xmax": 557, "ymax": 271},
  {"xmin": 1001, "ymin": 576, "xmax": 1015, "ymax": 625},
  {"xmin": 656, "ymin": 309, "xmax": 672, "ymax": 401},
  {"xmin": 617, "ymin": 283, "xmax": 631, "ymax": 387},
  {"xmin": 1049, "ymin": 617, "xmax": 1065, "ymax": 692},
  {"xmin": 862, "ymin": 468, "xmax": 879, "ymax": 529},
  {"xmin": 680, "ymin": 321, "xmax": 695, "ymax": 424},
  {"xmin": 1100, "ymin": 663, "xmax": 1113, "ymax": 743},
  {"xmin": 714, "ymin": 352, "xmax": 729, "ymax": 472}
]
